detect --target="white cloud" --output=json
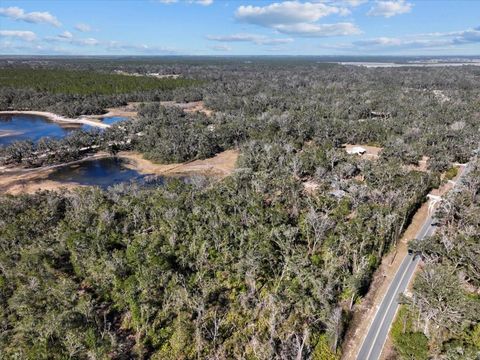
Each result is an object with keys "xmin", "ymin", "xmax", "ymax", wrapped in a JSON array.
[
  {"xmin": 353, "ymin": 27, "xmax": 480, "ymax": 50},
  {"xmin": 340, "ymin": 0, "xmax": 367, "ymax": 6},
  {"xmin": 105, "ymin": 41, "xmax": 179, "ymax": 54},
  {"xmin": 235, "ymin": 1, "xmax": 360, "ymax": 38},
  {"xmin": 0, "ymin": 6, "xmax": 61, "ymax": 27},
  {"xmin": 236, "ymin": 1, "xmax": 345, "ymax": 26},
  {"xmin": 0, "ymin": 30, "xmax": 37, "ymax": 42},
  {"xmin": 207, "ymin": 33, "xmax": 294, "ymax": 45},
  {"xmin": 209, "ymin": 44, "xmax": 232, "ymax": 51},
  {"xmin": 275, "ymin": 22, "xmax": 361, "ymax": 36},
  {"xmin": 157, "ymin": 0, "xmax": 213, "ymax": 5},
  {"xmin": 0, "ymin": 41, "xmax": 71, "ymax": 55},
  {"xmin": 367, "ymin": 0, "xmax": 412, "ymax": 18},
  {"xmin": 456, "ymin": 28, "xmax": 480, "ymax": 43},
  {"xmin": 355, "ymin": 37, "xmax": 452, "ymax": 49},
  {"xmin": 76, "ymin": 38, "xmax": 100, "ymax": 46},
  {"xmin": 58, "ymin": 31, "xmax": 73, "ymax": 39},
  {"xmin": 75, "ymin": 23, "xmax": 92, "ymax": 32},
  {"xmin": 45, "ymin": 33, "xmax": 100, "ymax": 46},
  {"xmin": 193, "ymin": 0, "xmax": 213, "ymax": 5},
  {"xmin": 319, "ymin": 0, "xmax": 367, "ymax": 7}
]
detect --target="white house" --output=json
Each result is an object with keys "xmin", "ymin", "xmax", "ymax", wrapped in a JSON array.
[{"xmin": 346, "ymin": 146, "xmax": 367, "ymax": 155}]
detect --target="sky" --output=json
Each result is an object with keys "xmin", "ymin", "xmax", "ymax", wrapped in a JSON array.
[{"xmin": 0, "ymin": 0, "xmax": 479, "ymax": 56}]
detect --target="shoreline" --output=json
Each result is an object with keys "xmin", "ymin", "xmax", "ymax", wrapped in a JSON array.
[
  {"xmin": 0, "ymin": 110, "xmax": 111, "ymax": 129},
  {"xmin": 0, "ymin": 149, "xmax": 239, "ymax": 194}
]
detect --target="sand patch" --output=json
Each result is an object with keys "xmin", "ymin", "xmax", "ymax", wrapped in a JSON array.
[
  {"xmin": 433, "ymin": 89, "xmax": 450, "ymax": 103},
  {"xmin": 406, "ymin": 156, "xmax": 429, "ymax": 173},
  {"xmin": 158, "ymin": 100, "xmax": 213, "ymax": 117},
  {"xmin": 119, "ymin": 149, "xmax": 238, "ymax": 178},
  {"xmin": 302, "ymin": 180, "xmax": 320, "ymax": 194},
  {"xmin": 95, "ymin": 102, "xmax": 140, "ymax": 119},
  {"xmin": 94, "ymin": 100, "xmax": 214, "ymax": 120},
  {"xmin": 182, "ymin": 101, "xmax": 214, "ymax": 117}
]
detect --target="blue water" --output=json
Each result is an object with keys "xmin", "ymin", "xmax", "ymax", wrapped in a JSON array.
[
  {"xmin": 101, "ymin": 116, "xmax": 129, "ymax": 125},
  {"xmin": 0, "ymin": 114, "xmax": 88, "ymax": 146},
  {"xmin": 47, "ymin": 157, "xmax": 153, "ymax": 188}
]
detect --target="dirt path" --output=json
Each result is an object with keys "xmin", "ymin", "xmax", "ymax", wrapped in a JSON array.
[{"xmin": 341, "ymin": 166, "xmax": 464, "ymax": 360}]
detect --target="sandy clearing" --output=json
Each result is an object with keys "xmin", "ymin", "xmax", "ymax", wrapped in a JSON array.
[
  {"xmin": 182, "ymin": 101, "xmax": 214, "ymax": 117},
  {"xmin": 302, "ymin": 180, "xmax": 320, "ymax": 194},
  {"xmin": 89, "ymin": 100, "xmax": 214, "ymax": 120},
  {"xmin": 0, "ymin": 111, "xmax": 110, "ymax": 129},
  {"xmin": 406, "ymin": 156, "xmax": 429, "ymax": 173},
  {"xmin": 341, "ymin": 164, "xmax": 464, "ymax": 360},
  {"xmin": 88, "ymin": 102, "xmax": 140, "ymax": 119},
  {"xmin": 432, "ymin": 89, "xmax": 451, "ymax": 103},
  {"xmin": 119, "ymin": 149, "xmax": 238, "ymax": 178},
  {"xmin": 158, "ymin": 100, "xmax": 214, "ymax": 117}
]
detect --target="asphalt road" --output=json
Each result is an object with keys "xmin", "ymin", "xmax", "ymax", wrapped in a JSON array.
[{"xmin": 356, "ymin": 165, "xmax": 468, "ymax": 360}]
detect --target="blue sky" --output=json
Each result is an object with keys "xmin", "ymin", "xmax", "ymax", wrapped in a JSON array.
[{"xmin": 0, "ymin": 0, "xmax": 479, "ymax": 56}]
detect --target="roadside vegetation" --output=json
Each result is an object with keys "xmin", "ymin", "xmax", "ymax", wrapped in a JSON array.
[
  {"xmin": 0, "ymin": 147, "xmax": 436, "ymax": 359},
  {"xmin": 401, "ymin": 159, "xmax": 480, "ymax": 360},
  {"xmin": 0, "ymin": 58, "xmax": 479, "ymax": 359}
]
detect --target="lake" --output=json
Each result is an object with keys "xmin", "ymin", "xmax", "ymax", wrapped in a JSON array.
[
  {"xmin": 100, "ymin": 116, "xmax": 130, "ymax": 125},
  {"xmin": 46, "ymin": 157, "xmax": 153, "ymax": 188},
  {"xmin": 0, "ymin": 114, "xmax": 89, "ymax": 146}
]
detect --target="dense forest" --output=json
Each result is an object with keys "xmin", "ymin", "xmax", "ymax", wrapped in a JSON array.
[
  {"xmin": 1, "ymin": 59, "xmax": 480, "ymax": 170},
  {"xmin": 0, "ymin": 67, "xmax": 199, "ymax": 116},
  {"xmin": 0, "ymin": 58, "xmax": 479, "ymax": 359}
]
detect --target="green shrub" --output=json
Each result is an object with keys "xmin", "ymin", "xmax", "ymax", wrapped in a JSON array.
[{"xmin": 444, "ymin": 166, "xmax": 459, "ymax": 181}]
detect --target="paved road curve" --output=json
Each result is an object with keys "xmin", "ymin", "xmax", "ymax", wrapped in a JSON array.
[{"xmin": 356, "ymin": 165, "xmax": 468, "ymax": 360}]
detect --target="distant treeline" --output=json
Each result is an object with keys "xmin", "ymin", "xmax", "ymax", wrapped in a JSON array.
[
  {"xmin": 0, "ymin": 68, "xmax": 198, "ymax": 95},
  {"xmin": 0, "ymin": 68, "xmax": 201, "ymax": 116}
]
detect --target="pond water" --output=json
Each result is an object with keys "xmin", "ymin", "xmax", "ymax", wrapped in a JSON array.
[
  {"xmin": 0, "ymin": 114, "xmax": 89, "ymax": 146},
  {"xmin": 47, "ymin": 157, "xmax": 154, "ymax": 188},
  {"xmin": 45, "ymin": 157, "xmax": 200, "ymax": 189},
  {"xmin": 100, "ymin": 116, "xmax": 129, "ymax": 125}
]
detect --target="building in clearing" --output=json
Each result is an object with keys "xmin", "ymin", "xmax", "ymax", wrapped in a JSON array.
[{"xmin": 346, "ymin": 146, "xmax": 367, "ymax": 155}]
